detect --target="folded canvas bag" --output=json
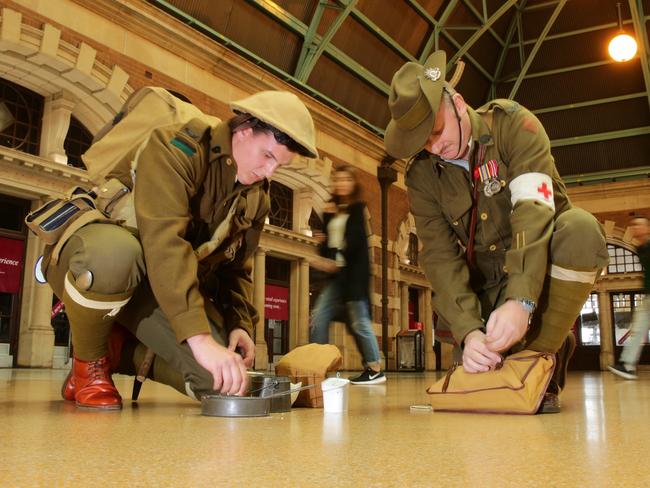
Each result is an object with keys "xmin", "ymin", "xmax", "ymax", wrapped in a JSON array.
[
  {"xmin": 275, "ymin": 344, "xmax": 342, "ymax": 408},
  {"xmin": 427, "ymin": 350, "xmax": 556, "ymax": 414}
]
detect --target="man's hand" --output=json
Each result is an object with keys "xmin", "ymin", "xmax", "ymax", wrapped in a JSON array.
[
  {"xmin": 186, "ymin": 333, "xmax": 249, "ymax": 396},
  {"xmin": 312, "ymin": 230, "xmax": 326, "ymax": 243},
  {"xmin": 462, "ymin": 330, "xmax": 503, "ymax": 373},
  {"xmin": 323, "ymin": 201, "xmax": 337, "ymax": 214},
  {"xmin": 485, "ymin": 300, "xmax": 530, "ymax": 353},
  {"xmin": 306, "ymin": 255, "xmax": 339, "ymax": 274},
  {"xmin": 228, "ymin": 328, "xmax": 255, "ymax": 368}
]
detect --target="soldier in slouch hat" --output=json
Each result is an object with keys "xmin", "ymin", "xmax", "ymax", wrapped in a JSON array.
[{"xmin": 385, "ymin": 51, "xmax": 608, "ymax": 413}]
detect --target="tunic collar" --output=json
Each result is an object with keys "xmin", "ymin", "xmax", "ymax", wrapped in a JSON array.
[{"xmin": 468, "ymin": 106, "xmax": 494, "ymax": 147}]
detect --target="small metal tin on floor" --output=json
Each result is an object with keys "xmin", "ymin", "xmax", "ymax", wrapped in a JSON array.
[
  {"xmin": 251, "ymin": 375, "xmax": 292, "ymax": 413},
  {"xmin": 200, "ymin": 395, "xmax": 271, "ymax": 418}
]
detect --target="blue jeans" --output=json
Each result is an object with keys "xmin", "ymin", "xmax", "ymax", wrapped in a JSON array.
[{"xmin": 309, "ymin": 281, "xmax": 381, "ymax": 370}]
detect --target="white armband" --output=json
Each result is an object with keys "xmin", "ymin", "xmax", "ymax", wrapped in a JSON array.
[{"xmin": 509, "ymin": 172, "xmax": 554, "ymax": 211}]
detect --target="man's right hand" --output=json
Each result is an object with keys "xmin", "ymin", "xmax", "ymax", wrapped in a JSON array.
[
  {"xmin": 186, "ymin": 333, "xmax": 249, "ymax": 396},
  {"xmin": 306, "ymin": 255, "xmax": 339, "ymax": 274},
  {"xmin": 462, "ymin": 330, "xmax": 503, "ymax": 373},
  {"xmin": 312, "ymin": 230, "xmax": 326, "ymax": 243}
]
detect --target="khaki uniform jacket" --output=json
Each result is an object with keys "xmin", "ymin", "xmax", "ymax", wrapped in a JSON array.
[
  {"xmin": 406, "ymin": 100, "xmax": 571, "ymax": 345},
  {"xmin": 107, "ymin": 120, "xmax": 269, "ymax": 343}
]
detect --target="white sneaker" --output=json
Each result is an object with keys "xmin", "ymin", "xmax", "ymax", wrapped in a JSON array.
[{"xmin": 607, "ymin": 363, "xmax": 638, "ymax": 380}]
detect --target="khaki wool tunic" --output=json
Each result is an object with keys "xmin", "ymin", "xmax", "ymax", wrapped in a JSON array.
[
  {"xmin": 406, "ymin": 99, "xmax": 575, "ymax": 346},
  {"xmin": 105, "ymin": 120, "xmax": 270, "ymax": 343}
]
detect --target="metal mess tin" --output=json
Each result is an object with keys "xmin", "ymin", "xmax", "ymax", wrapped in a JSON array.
[
  {"xmin": 251, "ymin": 375, "xmax": 292, "ymax": 413},
  {"xmin": 200, "ymin": 395, "xmax": 271, "ymax": 418},
  {"xmin": 200, "ymin": 381, "xmax": 314, "ymax": 417}
]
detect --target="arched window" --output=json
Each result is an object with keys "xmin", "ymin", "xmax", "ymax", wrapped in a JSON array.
[
  {"xmin": 607, "ymin": 244, "xmax": 642, "ymax": 274},
  {"xmin": 0, "ymin": 78, "xmax": 44, "ymax": 155},
  {"xmin": 64, "ymin": 115, "xmax": 93, "ymax": 169},
  {"xmin": 269, "ymin": 181, "xmax": 293, "ymax": 230}
]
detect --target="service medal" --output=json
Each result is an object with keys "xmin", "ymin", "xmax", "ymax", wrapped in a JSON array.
[
  {"xmin": 484, "ymin": 178, "xmax": 501, "ymax": 197},
  {"xmin": 476, "ymin": 159, "xmax": 501, "ymax": 197}
]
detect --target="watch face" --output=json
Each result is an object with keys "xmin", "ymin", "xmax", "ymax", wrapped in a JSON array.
[
  {"xmin": 520, "ymin": 299, "xmax": 535, "ymax": 313},
  {"xmin": 513, "ymin": 298, "xmax": 534, "ymax": 313}
]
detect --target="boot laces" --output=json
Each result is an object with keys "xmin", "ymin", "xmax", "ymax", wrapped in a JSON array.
[{"xmin": 88, "ymin": 357, "xmax": 111, "ymax": 382}]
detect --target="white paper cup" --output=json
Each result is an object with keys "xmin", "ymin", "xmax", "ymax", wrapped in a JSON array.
[{"xmin": 321, "ymin": 377, "xmax": 350, "ymax": 413}]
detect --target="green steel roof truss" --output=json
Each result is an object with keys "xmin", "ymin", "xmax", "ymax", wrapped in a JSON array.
[{"xmin": 508, "ymin": 0, "xmax": 566, "ymax": 99}]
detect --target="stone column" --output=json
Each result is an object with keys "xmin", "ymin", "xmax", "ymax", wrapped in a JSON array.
[
  {"xmin": 293, "ymin": 187, "xmax": 314, "ymax": 236},
  {"xmin": 253, "ymin": 249, "xmax": 268, "ymax": 371},
  {"xmin": 17, "ymin": 216, "xmax": 54, "ymax": 367},
  {"xmin": 297, "ymin": 258, "xmax": 310, "ymax": 346},
  {"xmin": 400, "ymin": 281, "xmax": 409, "ymax": 331},
  {"xmin": 39, "ymin": 91, "xmax": 76, "ymax": 165},
  {"xmin": 423, "ymin": 289, "xmax": 435, "ymax": 371},
  {"xmin": 597, "ymin": 291, "xmax": 614, "ymax": 370},
  {"xmin": 289, "ymin": 260, "xmax": 299, "ymax": 351}
]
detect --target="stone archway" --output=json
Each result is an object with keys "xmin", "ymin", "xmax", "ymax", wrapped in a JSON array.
[
  {"xmin": 0, "ymin": 8, "xmax": 132, "ymax": 135},
  {"xmin": 273, "ymin": 155, "xmax": 335, "ymax": 235}
]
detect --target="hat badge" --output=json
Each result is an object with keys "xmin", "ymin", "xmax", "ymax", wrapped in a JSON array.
[{"xmin": 424, "ymin": 67, "xmax": 441, "ymax": 81}]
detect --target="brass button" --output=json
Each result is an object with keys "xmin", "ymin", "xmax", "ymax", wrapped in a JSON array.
[
  {"xmin": 452, "ymin": 221, "xmax": 459, "ymax": 226},
  {"xmin": 480, "ymin": 213, "xmax": 488, "ymax": 221},
  {"xmin": 489, "ymin": 244, "xmax": 497, "ymax": 251},
  {"xmin": 503, "ymin": 265, "xmax": 508, "ymax": 273},
  {"xmin": 226, "ymin": 158, "xmax": 232, "ymax": 165}
]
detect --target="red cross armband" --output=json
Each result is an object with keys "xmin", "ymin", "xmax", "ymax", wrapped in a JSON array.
[{"xmin": 508, "ymin": 172, "xmax": 554, "ymax": 211}]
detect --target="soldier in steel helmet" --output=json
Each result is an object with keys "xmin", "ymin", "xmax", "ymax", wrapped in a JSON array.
[
  {"xmin": 384, "ymin": 51, "xmax": 609, "ymax": 412},
  {"xmin": 44, "ymin": 89, "xmax": 318, "ymax": 410}
]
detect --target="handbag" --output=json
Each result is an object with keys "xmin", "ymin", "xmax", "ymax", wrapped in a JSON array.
[{"xmin": 426, "ymin": 350, "xmax": 556, "ymax": 415}]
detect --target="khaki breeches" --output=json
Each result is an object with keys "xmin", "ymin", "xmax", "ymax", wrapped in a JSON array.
[
  {"xmin": 45, "ymin": 223, "xmax": 224, "ymax": 397},
  {"xmin": 440, "ymin": 207, "xmax": 609, "ymax": 353}
]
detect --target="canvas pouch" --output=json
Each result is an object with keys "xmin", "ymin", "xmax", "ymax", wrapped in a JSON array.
[
  {"xmin": 25, "ymin": 187, "xmax": 107, "ymax": 249},
  {"xmin": 275, "ymin": 344, "xmax": 342, "ymax": 408},
  {"xmin": 426, "ymin": 350, "xmax": 556, "ymax": 414}
]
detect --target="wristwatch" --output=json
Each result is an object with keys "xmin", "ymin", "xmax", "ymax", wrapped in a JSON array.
[{"xmin": 513, "ymin": 298, "xmax": 536, "ymax": 314}]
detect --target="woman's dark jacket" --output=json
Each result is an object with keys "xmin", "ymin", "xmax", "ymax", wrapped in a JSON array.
[{"xmin": 319, "ymin": 201, "xmax": 371, "ymax": 303}]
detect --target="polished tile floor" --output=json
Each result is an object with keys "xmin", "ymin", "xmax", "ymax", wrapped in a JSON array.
[{"xmin": 1, "ymin": 368, "xmax": 649, "ymax": 487}]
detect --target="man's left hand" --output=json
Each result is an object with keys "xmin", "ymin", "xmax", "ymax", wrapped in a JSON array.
[
  {"xmin": 485, "ymin": 300, "xmax": 530, "ymax": 353},
  {"xmin": 228, "ymin": 328, "xmax": 256, "ymax": 368}
]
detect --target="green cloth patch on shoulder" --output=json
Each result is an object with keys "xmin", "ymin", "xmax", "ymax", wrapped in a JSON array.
[{"xmin": 170, "ymin": 137, "xmax": 196, "ymax": 156}]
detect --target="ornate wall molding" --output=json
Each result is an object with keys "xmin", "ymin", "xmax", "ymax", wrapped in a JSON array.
[
  {"xmin": 0, "ymin": 7, "xmax": 133, "ymax": 133},
  {"xmin": 0, "ymin": 145, "xmax": 89, "ymax": 198}
]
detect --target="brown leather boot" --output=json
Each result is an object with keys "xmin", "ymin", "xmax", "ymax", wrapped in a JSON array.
[
  {"xmin": 70, "ymin": 356, "xmax": 122, "ymax": 410},
  {"xmin": 61, "ymin": 368, "xmax": 76, "ymax": 402},
  {"xmin": 538, "ymin": 333, "xmax": 577, "ymax": 414},
  {"xmin": 61, "ymin": 324, "xmax": 128, "ymax": 403},
  {"xmin": 552, "ymin": 332, "xmax": 577, "ymax": 391}
]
